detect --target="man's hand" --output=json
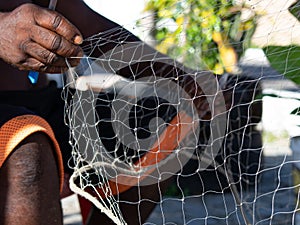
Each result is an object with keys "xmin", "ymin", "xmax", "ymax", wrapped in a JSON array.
[{"xmin": 0, "ymin": 3, "xmax": 83, "ymax": 73}]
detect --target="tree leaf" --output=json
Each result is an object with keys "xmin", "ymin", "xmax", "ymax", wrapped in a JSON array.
[
  {"xmin": 289, "ymin": 1, "xmax": 300, "ymax": 22},
  {"xmin": 291, "ymin": 107, "xmax": 300, "ymax": 115},
  {"xmin": 263, "ymin": 45, "xmax": 300, "ymax": 85}
]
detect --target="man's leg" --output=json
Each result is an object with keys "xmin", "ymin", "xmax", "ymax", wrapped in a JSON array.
[{"xmin": 0, "ymin": 132, "xmax": 62, "ymax": 225}]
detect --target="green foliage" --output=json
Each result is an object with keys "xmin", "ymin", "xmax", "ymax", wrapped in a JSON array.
[
  {"xmin": 263, "ymin": 45, "xmax": 300, "ymax": 85},
  {"xmin": 291, "ymin": 106, "xmax": 300, "ymax": 116},
  {"xmin": 144, "ymin": 0, "xmax": 257, "ymax": 74},
  {"xmin": 289, "ymin": 0, "xmax": 300, "ymax": 21},
  {"xmin": 263, "ymin": 2, "xmax": 300, "ymax": 86}
]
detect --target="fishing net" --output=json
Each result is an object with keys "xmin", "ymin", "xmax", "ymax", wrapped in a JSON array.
[{"xmin": 62, "ymin": 0, "xmax": 300, "ymax": 224}]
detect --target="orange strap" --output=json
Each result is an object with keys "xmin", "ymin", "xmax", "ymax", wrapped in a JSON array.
[{"xmin": 0, "ymin": 114, "xmax": 64, "ymax": 191}]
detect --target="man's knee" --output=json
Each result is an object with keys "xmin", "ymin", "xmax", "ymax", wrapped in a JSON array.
[
  {"xmin": 1, "ymin": 132, "xmax": 59, "ymax": 191},
  {"xmin": 13, "ymin": 142, "xmax": 43, "ymax": 187},
  {"xmin": 0, "ymin": 133, "xmax": 63, "ymax": 225}
]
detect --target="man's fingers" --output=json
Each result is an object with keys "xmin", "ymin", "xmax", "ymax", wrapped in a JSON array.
[
  {"xmin": 30, "ymin": 25, "xmax": 83, "ymax": 59},
  {"xmin": 19, "ymin": 58, "xmax": 45, "ymax": 71},
  {"xmin": 22, "ymin": 41, "xmax": 62, "ymax": 66},
  {"xmin": 0, "ymin": 3, "xmax": 83, "ymax": 74},
  {"xmin": 43, "ymin": 66, "xmax": 68, "ymax": 74},
  {"xmin": 33, "ymin": 7, "xmax": 83, "ymax": 45},
  {"xmin": 19, "ymin": 58, "xmax": 67, "ymax": 74},
  {"xmin": 21, "ymin": 40, "xmax": 81, "ymax": 67}
]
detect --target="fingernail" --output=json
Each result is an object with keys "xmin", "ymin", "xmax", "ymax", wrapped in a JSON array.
[{"xmin": 74, "ymin": 35, "xmax": 83, "ymax": 45}]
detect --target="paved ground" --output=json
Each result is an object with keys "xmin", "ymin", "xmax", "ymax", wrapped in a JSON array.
[
  {"xmin": 145, "ymin": 156, "xmax": 295, "ymax": 225},
  {"xmin": 62, "ymin": 195, "xmax": 82, "ymax": 225}
]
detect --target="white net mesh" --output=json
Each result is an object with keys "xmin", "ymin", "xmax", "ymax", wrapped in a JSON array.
[{"xmin": 62, "ymin": 1, "xmax": 300, "ymax": 224}]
